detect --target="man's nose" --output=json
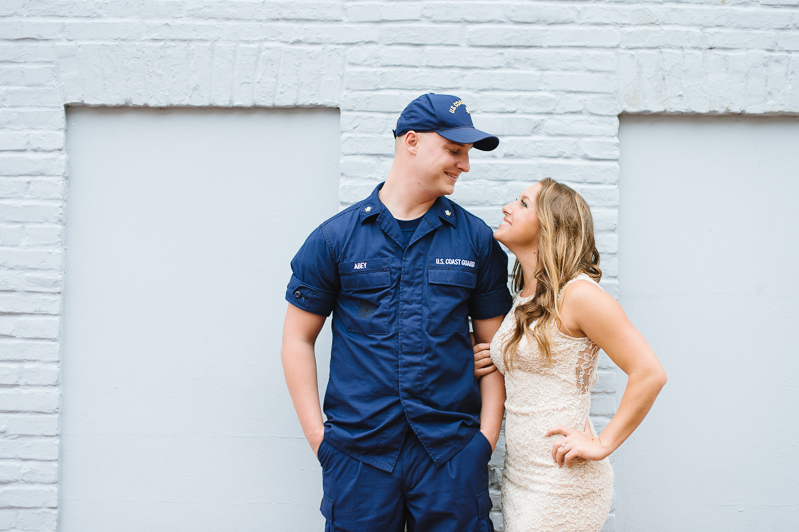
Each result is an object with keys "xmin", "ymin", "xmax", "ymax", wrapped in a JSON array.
[{"xmin": 457, "ymin": 154, "xmax": 470, "ymax": 173}]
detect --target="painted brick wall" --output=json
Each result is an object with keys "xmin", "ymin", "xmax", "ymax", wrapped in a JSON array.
[{"xmin": 0, "ymin": 1, "xmax": 797, "ymax": 530}]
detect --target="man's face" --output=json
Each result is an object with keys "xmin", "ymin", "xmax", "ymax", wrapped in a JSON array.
[{"xmin": 413, "ymin": 132, "xmax": 472, "ymax": 197}]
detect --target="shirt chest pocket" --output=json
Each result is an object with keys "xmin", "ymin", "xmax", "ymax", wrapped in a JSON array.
[
  {"xmin": 338, "ymin": 259, "xmax": 391, "ymax": 335},
  {"xmin": 427, "ymin": 268, "xmax": 477, "ymax": 335}
]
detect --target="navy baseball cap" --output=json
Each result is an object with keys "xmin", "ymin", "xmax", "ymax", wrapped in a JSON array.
[{"xmin": 393, "ymin": 93, "xmax": 499, "ymax": 151}]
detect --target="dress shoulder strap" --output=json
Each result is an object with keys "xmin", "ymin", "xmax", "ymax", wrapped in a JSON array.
[{"xmin": 558, "ymin": 273, "xmax": 603, "ymax": 303}]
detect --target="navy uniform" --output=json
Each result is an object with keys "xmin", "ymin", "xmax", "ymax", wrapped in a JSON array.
[{"xmin": 285, "ymin": 94, "xmax": 512, "ymax": 531}]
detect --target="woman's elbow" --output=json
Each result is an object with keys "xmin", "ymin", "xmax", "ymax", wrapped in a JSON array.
[
  {"xmin": 652, "ymin": 366, "xmax": 667, "ymax": 391},
  {"xmin": 635, "ymin": 360, "xmax": 667, "ymax": 392}
]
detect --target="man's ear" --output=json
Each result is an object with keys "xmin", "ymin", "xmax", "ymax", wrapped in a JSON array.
[{"xmin": 405, "ymin": 131, "xmax": 419, "ymax": 155}]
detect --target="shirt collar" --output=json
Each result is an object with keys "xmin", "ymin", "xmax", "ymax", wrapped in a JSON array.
[
  {"xmin": 433, "ymin": 195, "xmax": 457, "ymax": 227},
  {"xmin": 359, "ymin": 183, "xmax": 385, "ymax": 223},
  {"xmin": 359, "ymin": 183, "xmax": 457, "ymax": 227}
]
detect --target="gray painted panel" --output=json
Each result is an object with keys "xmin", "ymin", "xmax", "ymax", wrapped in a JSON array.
[
  {"xmin": 617, "ymin": 116, "xmax": 799, "ymax": 530},
  {"xmin": 61, "ymin": 108, "xmax": 339, "ymax": 531}
]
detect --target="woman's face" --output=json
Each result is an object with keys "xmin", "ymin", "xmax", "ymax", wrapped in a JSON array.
[{"xmin": 494, "ymin": 182, "xmax": 542, "ymax": 253}]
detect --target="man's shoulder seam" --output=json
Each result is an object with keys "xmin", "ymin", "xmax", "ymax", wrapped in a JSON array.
[{"xmin": 321, "ymin": 202, "xmax": 361, "ymax": 227}]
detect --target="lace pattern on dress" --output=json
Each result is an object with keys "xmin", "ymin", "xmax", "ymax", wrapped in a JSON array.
[
  {"xmin": 490, "ymin": 273, "xmax": 613, "ymax": 532},
  {"xmin": 575, "ymin": 342, "xmax": 600, "ymax": 394}
]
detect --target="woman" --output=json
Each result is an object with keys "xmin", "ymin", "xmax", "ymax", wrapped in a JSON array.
[{"xmin": 473, "ymin": 178, "xmax": 667, "ymax": 532}]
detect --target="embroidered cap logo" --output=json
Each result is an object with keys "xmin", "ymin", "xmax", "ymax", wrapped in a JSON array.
[{"xmin": 449, "ymin": 99, "xmax": 465, "ymax": 114}]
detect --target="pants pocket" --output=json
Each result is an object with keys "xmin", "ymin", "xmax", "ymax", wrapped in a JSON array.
[
  {"xmin": 474, "ymin": 430, "xmax": 493, "ymax": 462},
  {"xmin": 316, "ymin": 439, "xmax": 329, "ymax": 469},
  {"xmin": 477, "ymin": 489, "xmax": 495, "ymax": 532},
  {"xmin": 320, "ymin": 494, "xmax": 334, "ymax": 530}
]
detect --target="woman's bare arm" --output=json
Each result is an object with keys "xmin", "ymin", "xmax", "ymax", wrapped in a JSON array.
[
  {"xmin": 547, "ymin": 281, "xmax": 667, "ymax": 467},
  {"xmin": 473, "ymin": 316, "xmax": 506, "ymax": 451}
]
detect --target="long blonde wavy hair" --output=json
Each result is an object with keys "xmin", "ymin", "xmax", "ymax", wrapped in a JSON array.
[{"xmin": 502, "ymin": 178, "xmax": 601, "ymax": 371}]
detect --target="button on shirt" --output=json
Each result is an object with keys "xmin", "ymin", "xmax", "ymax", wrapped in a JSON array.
[{"xmin": 286, "ymin": 184, "xmax": 513, "ymax": 472}]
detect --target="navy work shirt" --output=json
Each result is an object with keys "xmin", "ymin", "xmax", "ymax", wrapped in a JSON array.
[{"xmin": 286, "ymin": 184, "xmax": 512, "ymax": 472}]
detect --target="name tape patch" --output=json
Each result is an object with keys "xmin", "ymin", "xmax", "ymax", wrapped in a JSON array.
[
  {"xmin": 354, "ymin": 262, "xmax": 367, "ymax": 270},
  {"xmin": 435, "ymin": 258, "xmax": 475, "ymax": 268}
]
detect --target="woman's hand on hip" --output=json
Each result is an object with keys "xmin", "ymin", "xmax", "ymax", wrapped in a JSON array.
[{"xmin": 547, "ymin": 420, "xmax": 610, "ymax": 467}]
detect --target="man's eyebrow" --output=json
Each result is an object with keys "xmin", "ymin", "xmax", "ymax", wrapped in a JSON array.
[{"xmin": 445, "ymin": 141, "xmax": 473, "ymax": 149}]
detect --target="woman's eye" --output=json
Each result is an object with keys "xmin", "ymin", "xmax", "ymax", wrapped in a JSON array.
[{"xmin": 521, "ymin": 200, "xmax": 527, "ymax": 207}]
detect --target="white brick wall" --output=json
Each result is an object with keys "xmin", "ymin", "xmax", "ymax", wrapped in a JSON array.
[{"xmin": 0, "ymin": 1, "xmax": 796, "ymax": 530}]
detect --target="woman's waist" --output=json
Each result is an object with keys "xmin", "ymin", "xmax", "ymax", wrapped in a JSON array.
[
  {"xmin": 503, "ymin": 409, "xmax": 593, "ymax": 455},
  {"xmin": 503, "ymin": 397, "xmax": 590, "ymax": 420},
  {"xmin": 504, "ymin": 373, "xmax": 590, "ymax": 399}
]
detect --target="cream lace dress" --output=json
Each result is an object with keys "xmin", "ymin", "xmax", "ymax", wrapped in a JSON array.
[{"xmin": 489, "ymin": 274, "xmax": 613, "ymax": 532}]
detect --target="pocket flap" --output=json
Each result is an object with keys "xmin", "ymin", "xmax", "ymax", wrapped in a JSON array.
[
  {"xmin": 340, "ymin": 270, "xmax": 391, "ymax": 291},
  {"xmin": 429, "ymin": 268, "xmax": 477, "ymax": 288},
  {"xmin": 477, "ymin": 488, "xmax": 493, "ymax": 518},
  {"xmin": 320, "ymin": 494, "xmax": 333, "ymax": 521}
]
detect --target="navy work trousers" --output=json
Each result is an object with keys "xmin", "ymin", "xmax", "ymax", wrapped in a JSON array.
[{"xmin": 316, "ymin": 429, "xmax": 494, "ymax": 532}]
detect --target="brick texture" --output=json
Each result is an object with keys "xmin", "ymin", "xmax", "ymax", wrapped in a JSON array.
[{"xmin": 1, "ymin": 1, "xmax": 796, "ymax": 530}]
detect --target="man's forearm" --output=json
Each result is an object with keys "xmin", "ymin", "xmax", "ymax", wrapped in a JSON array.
[
  {"xmin": 281, "ymin": 337, "xmax": 325, "ymax": 451},
  {"xmin": 478, "ymin": 370, "xmax": 505, "ymax": 450},
  {"xmin": 472, "ymin": 315, "xmax": 506, "ymax": 450}
]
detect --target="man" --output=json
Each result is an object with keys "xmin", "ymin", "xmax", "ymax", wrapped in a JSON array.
[{"xmin": 281, "ymin": 93, "xmax": 512, "ymax": 531}]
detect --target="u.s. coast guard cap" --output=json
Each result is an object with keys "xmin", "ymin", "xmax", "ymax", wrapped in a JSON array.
[{"xmin": 393, "ymin": 93, "xmax": 499, "ymax": 151}]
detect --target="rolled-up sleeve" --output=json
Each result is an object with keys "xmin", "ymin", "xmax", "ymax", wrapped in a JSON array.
[
  {"xmin": 469, "ymin": 233, "xmax": 513, "ymax": 320},
  {"xmin": 285, "ymin": 225, "xmax": 338, "ymax": 316}
]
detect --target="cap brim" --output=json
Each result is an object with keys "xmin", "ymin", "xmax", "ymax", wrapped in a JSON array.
[{"xmin": 437, "ymin": 127, "xmax": 499, "ymax": 151}]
